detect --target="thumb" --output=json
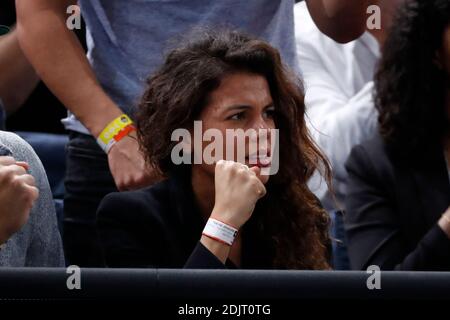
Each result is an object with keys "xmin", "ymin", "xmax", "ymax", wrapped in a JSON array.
[
  {"xmin": 15, "ymin": 161, "xmax": 30, "ymax": 171},
  {"xmin": 250, "ymin": 165, "xmax": 261, "ymax": 177},
  {"xmin": 250, "ymin": 165, "xmax": 269, "ymax": 185}
]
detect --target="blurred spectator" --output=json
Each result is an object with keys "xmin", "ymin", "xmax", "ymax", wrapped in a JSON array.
[
  {"xmin": 0, "ymin": 131, "xmax": 64, "ymax": 267},
  {"xmin": 295, "ymin": 0, "xmax": 404, "ymax": 211},
  {"xmin": 345, "ymin": 0, "xmax": 450, "ymax": 271},
  {"xmin": 295, "ymin": 0, "xmax": 404, "ymax": 270}
]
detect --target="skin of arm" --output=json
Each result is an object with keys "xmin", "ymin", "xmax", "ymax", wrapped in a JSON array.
[
  {"xmin": 0, "ymin": 27, "xmax": 39, "ymax": 114},
  {"xmin": 15, "ymin": 0, "xmax": 122, "ymax": 136},
  {"xmin": 15, "ymin": 0, "xmax": 157, "ymax": 190},
  {"xmin": 306, "ymin": 0, "xmax": 375, "ymax": 43}
]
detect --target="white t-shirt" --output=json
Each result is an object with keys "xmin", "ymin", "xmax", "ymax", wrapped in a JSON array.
[{"xmin": 294, "ymin": 1, "xmax": 381, "ymax": 210}]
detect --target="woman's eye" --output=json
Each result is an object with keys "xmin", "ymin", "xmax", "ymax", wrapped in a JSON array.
[
  {"xmin": 228, "ymin": 112, "xmax": 245, "ymax": 121},
  {"xmin": 263, "ymin": 108, "xmax": 276, "ymax": 119}
]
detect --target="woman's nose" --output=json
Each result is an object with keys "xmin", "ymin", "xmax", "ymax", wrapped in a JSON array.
[{"xmin": 250, "ymin": 116, "xmax": 271, "ymax": 131}]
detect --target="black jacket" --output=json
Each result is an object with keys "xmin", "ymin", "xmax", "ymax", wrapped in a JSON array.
[
  {"xmin": 345, "ymin": 134, "xmax": 450, "ymax": 271},
  {"xmin": 96, "ymin": 167, "xmax": 274, "ymax": 269}
]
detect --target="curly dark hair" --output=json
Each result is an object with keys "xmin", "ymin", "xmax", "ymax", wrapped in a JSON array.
[
  {"xmin": 375, "ymin": 0, "xmax": 450, "ymax": 156},
  {"xmin": 136, "ymin": 30, "xmax": 331, "ymax": 269}
]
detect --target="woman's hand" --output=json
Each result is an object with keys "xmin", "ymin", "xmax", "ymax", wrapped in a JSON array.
[
  {"xmin": 200, "ymin": 160, "xmax": 267, "ymax": 264},
  {"xmin": 210, "ymin": 160, "xmax": 267, "ymax": 230}
]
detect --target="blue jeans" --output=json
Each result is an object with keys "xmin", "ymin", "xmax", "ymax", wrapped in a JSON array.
[
  {"xmin": 16, "ymin": 132, "xmax": 68, "ymax": 199},
  {"xmin": 64, "ymin": 131, "xmax": 117, "ymax": 267},
  {"xmin": 330, "ymin": 210, "xmax": 351, "ymax": 270}
]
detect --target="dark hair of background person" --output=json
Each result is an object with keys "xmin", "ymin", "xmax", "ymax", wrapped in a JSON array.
[
  {"xmin": 375, "ymin": 0, "xmax": 450, "ymax": 158},
  {"xmin": 0, "ymin": 0, "xmax": 87, "ymax": 134},
  {"xmin": 136, "ymin": 30, "xmax": 332, "ymax": 269}
]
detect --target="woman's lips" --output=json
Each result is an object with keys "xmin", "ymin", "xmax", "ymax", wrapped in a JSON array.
[{"xmin": 246, "ymin": 155, "xmax": 271, "ymax": 168}]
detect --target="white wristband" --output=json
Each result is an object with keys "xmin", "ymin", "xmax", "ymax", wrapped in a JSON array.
[{"xmin": 202, "ymin": 218, "xmax": 238, "ymax": 246}]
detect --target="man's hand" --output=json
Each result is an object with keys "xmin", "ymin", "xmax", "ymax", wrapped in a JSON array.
[
  {"xmin": 107, "ymin": 132, "xmax": 160, "ymax": 191},
  {"xmin": 0, "ymin": 156, "xmax": 38, "ymax": 245}
]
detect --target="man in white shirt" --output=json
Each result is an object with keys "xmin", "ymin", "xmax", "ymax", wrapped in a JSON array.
[{"xmin": 295, "ymin": 0, "xmax": 404, "ymax": 211}]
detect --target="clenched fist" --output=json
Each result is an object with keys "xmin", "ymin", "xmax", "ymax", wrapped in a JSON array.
[
  {"xmin": 0, "ymin": 156, "xmax": 39, "ymax": 245},
  {"xmin": 210, "ymin": 160, "xmax": 267, "ymax": 230}
]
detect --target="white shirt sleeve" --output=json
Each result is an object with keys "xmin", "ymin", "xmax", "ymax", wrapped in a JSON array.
[{"xmin": 295, "ymin": 2, "xmax": 378, "ymax": 206}]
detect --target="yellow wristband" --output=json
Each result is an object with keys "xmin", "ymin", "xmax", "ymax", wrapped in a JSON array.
[{"xmin": 97, "ymin": 114, "xmax": 134, "ymax": 153}]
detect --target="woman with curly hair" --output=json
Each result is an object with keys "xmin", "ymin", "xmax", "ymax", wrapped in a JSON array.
[
  {"xmin": 345, "ymin": 0, "xmax": 450, "ymax": 271},
  {"xmin": 96, "ymin": 30, "xmax": 331, "ymax": 269}
]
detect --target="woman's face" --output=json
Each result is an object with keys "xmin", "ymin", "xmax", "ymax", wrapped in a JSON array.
[{"xmin": 194, "ymin": 71, "xmax": 276, "ymax": 184}]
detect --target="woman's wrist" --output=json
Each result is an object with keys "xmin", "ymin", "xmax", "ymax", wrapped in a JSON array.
[
  {"xmin": 210, "ymin": 207, "xmax": 241, "ymax": 230},
  {"xmin": 200, "ymin": 234, "xmax": 231, "ymax": 264}
]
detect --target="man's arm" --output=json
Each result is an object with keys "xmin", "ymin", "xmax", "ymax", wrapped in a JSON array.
[
  {"xmin": 306, "ymin": 0, "xmax": 374, "ymax": 43},
  {"xmin": 0, "ymin": 27, "xmax": 39, "ymax": 114},
  {"xmin": 15, "ymin": 0, "xmax": 121, "ymax": 136},
  {"xmin": 15, "ymin": 0, "xmax": 156, "ymax": 190}
]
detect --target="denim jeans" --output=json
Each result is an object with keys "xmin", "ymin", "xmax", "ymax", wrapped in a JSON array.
[
  {"xmin": 64, "ymin": 131, "xmax": 117, "ymax": 267},
  {"xmin": 16, "ymin": 132, "xmax": 68, "ymax": 199},
  {"xmin": 330, "ymin": 210, "xmax": 351, "ymax": 270}
]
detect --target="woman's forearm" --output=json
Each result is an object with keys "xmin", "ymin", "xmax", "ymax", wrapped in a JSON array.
[{"xmin": 200, "ymin": 235, "xmax": 231, "ymax": 264}]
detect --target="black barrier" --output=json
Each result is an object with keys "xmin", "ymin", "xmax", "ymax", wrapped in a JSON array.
[{"xmin": 0, "ymin": 269, "xmax": 449, "ymax": 301}]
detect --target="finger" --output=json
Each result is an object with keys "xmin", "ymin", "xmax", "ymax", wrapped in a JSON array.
[
  {"xmin": 23, "ymin": 185, "xmax": 39, "ymax": 203},
  {"xmin": 1, "ymin": 164, "xmax": 27, "ymax": 177},
  {"xmin": 250, "ymin": 166, "xmax": 261, "ymax": 177},
  {"xmin": 215, "ymin": 159, "xmax": 226, "ymax": 172},
  {"xmin": 249, "ymin": 173, "xmax": 266, "ymax": 198},
  {"xmin": 15, "ymin": 161, "xmax": 30, "ymax": 171},
  {"xmin": 256, "ymin": 182, "xmax": 267, "ymax": 198},
  {"xmin": 0, "ymin": 156, "xmax": 16, "ymax": 166},
  {"xmin": 216, "ymin": 159, "xmax": 226, "ymax": 166},
  {"xmin": 15, "ymin": 174, "xmax": 36, "ymax": 188}
]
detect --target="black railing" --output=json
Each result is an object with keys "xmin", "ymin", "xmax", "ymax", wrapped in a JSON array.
[{"xmin": 0, "ymin": 269, "xmax": 449, "ymax": 300}]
